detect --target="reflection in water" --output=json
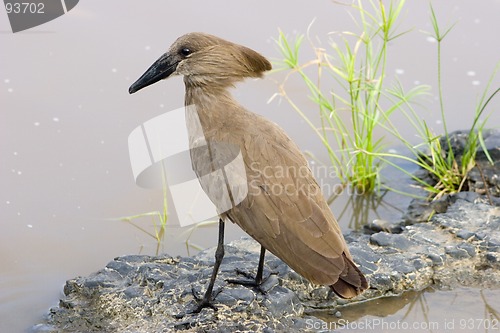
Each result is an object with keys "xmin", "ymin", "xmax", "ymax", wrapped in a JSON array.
[
  {"xmin": 311, "ymin": 287, "xmax": 500, "ymax": 332},
  {"xmin": 307, "ymin": 150, "xmax": 413, "ymax": 231},
  {"xmin": 329, "ymin": 190, "xmax": 406, "ymax": 230},
  {"xmin": 481, "ymin": 289, "xmax": 500, "ymax": 324},
  {"xmin": 311, "ymin": 290, "xmax": 421, "ymax": 322}
]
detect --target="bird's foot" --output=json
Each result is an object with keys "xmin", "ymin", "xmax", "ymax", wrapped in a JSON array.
[
  {"xmin": 179, "ymin": 287, "xmax": 223, "ymax": 316},
  {"xmin": 225, "ymin": 269, "xmax": 277, "ymax": 294}
]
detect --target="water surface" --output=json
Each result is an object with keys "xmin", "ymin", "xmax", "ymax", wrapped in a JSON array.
[{"xmin": 1, "ymin": 1, "xmax": 499, "ymax": 332}]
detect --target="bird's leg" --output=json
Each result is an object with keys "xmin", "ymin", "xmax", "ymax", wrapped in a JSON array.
[
  {"xmin": 255, "ymin": 245, "xmax": 266, "ymax": 285},
  {"xmin": 226, "ymin": 245, "xmax": 275, "ymax": 293},
  {"xmin": 191, "ymin": 218, "xmax": 225, "ymax": 313}
]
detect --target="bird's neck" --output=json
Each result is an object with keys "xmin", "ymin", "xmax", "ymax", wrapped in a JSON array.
[{"xmin": 184, "ymin": 81, "xmax": 240, "ymax": 131}]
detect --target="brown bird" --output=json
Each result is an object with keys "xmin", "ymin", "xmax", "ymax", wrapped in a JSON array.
[{"xmin": 129, "ymin": 32, "xmax": 367, "ymax": 311}]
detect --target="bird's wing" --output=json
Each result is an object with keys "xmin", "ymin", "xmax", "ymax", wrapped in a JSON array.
[
  {"xmin": 241, "ymin": 127, "xmax": 345, "ymax": 258},
  {"xmin": 213, "ymin": 114, "xmax": 362, "ymax": 288}
]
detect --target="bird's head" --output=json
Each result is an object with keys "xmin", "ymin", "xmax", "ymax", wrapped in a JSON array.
[{"xmin": 129, "ymin": 32, "xmax": 272, "ymax": 94}]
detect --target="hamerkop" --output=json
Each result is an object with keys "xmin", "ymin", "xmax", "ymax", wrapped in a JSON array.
[{"xmin": 129, "ymin": 32, "xmax": 368, "ymax": 311}]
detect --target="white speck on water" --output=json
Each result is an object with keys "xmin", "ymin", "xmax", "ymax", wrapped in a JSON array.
[
  {"xmin": 17, "ymin": 212, "xmax": 21, "ymax": 216},
  {"xmin": 27, "ymin": 224, "xmax": 33, "ymax": 228},
  {"xmin": 159, "ymin": 104, "xmax": 165, "ymax": 108},
  {"xmin": 100, "ymin": 140, "xmax": 105, "ymax": 144},
  {"xmin": 472, "ymin": 80, "xmax": 480, "ymax": 86},
  {"xmin": 436, "ymin": 119, "xmax": 443, "ymax": 125},
  {"xmin": 34, "ymin": 122, "xmax": 40, "ymax": 126},
  {"xmin": 388, "ymin": 148, "xmax": 398, "ymax": 154},
  {"xmin": 145, "ymin": 45, "xmax": 151, "ymax": 51},
  {"xmin": 4, "ymin": 79, "xmax": 10, "ymax": 83},
  {"xmin": 452, "ymin": 57, "xmax": 459, "ymax": 63},
  {"xmin": 466, "ymin": 71, "xmax": 476, "ymax": 77},
  {"xmin": 53, "ymin": 117, "xmax": 59, "ymax": 122},
  {"xmin": 77, "ymin": 205, "xmax": 81, "ymax": 210},
  {"xmin": 7, "ymin": 88, "xmax": 13, "ymax": 93},
  {"xmin": 6, "ymin": 200, "xmax": 10, "ymax": 205},
  {"xmin": 59, "ymin": 162, "xmax": 63, "ymax": 167},
  {"xmin": 78, "ymin": 104, "xmax": 83, "ymax": 109},
  {"xmin": 13, "ymin": 151, "xmax": 18, "ymax": 156},
  {"xmin": 111, "ymin": 68, "xmax": 117, "ymax": 73},
  {"xmin": 105, "ymin": 170, "xmax": 110, "ymax": 175},
  {"xmin": 414, "ymin": 80, "xmax": 421, "ymax": 85},
  {"xmin": 395, "ymin": 69, "xmax": 405, "ymax": 75},
  {"xmin": 426, "ymin": 36, "xmax": 437, "ymax": 43},
  {"xmin": 474, "ymin": 18, "xmax": 480, "ymax": 24},
  {"xmin": 17, "ymin": 170, "xmax": 22, "ymax": 175},
  {"xmin": 309, "ymin": 160, "xmax": 316, "ymax": 165}
]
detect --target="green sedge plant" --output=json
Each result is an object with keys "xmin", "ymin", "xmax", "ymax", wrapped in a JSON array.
[
  {"xmin": 275, "ymin": 0, "xmax": 499, "ymax": 199},
  {"xmin": 274, "ymin": 0, "xmax": 411, "ymax": 194},
  {"xmin": 118, "ymin": 169, "xmax": 169, "ymax": 255},
  {"xmin": 117, "ymin": 168, "xmax": 219, "ymax": 255},
  {"xmin": 376, "ymin": 5, "xmax": 499, "ymax": 199}
]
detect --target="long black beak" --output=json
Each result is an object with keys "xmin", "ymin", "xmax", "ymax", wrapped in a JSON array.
[{"xmin": 129, "ymin": 52, "xmax": 178, "ymax": 94}]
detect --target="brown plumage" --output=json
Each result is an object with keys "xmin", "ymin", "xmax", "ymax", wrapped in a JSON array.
[{"xmin": 129, "ymin": 32, "xmax": 367, "ymax": 307}]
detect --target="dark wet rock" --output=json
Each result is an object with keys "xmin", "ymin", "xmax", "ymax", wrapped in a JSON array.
[
  {"xmin": 456, "ymin": 229, "xmax": 476, "ymax": 240},
  {"xmin": 427, "ymin": 252, "xmax": 445, "ymax": 266},
  {"xmin": 457, "ymin": 243, "xmax": 476, "ymax": 257},
  {"xmin": 439, "ymin": 129, "xmax": 500, "ymax": 159},
  {"xmin": 484, "ymin": 252, "xmax": 500, "ymax": 266},
  {"xmin": 452, "ymin": 191, "xmax": 481, "ymax": 203},
  {"xmin": 369, "ymin": 232, "xmax": 412, "ymax": 250},
  {"xmin": 405, "ymin": 130, "xmax": 500, "ymax": 225},
  {"xmin": 402, "ymin": 195, "xmax": 450, "ymax": 224},
  {"xmin": 445, "ymin": 245, "xmax": 472, "ymax": 259},
  {"xmin": 33, "ymin": 199, "xmax": 500, "ymax": 333},
  {"xmin": 363, "ymin": 219, "xmax": 404, "ymax": 234},
  {"xmin": 348, "ymin": 247, "xmax": 380, "ymax": 274},
  {"xmin": 451, "ymin": 130, "xmax": 500, "ymax": 196},
  {"xmin": 438, "ymin": 130, "xmax": 469, "ymax": 157}
]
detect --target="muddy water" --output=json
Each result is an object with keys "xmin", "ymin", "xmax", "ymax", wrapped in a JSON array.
[
  {"xmin": 313, "ymin": 287, "xmax": 500, "ymax": 332},
  {"xmin": 1, "ymin": 0, "xmax": 499, "ymax": 332}
]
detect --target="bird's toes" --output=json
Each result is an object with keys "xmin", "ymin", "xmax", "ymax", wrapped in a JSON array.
[
  {"xmin": 184, "ymin": 286, "xmax": 223, "ymax": 314},
  {"xmin": 192, "ymin": 299, "xmax": 217, "ymax": 314},
  {"xmin": 225, "ymin": 268, "xmax": 257, "ymax": 287},
  {"xmin": 226, "ymin": 270, "xmax": 279, "ymax": 294}
]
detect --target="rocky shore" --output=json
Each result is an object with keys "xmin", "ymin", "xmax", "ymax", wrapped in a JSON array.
[{"xmin": 33, "ymin": 131, "xmax": 500, "ymax": 332}]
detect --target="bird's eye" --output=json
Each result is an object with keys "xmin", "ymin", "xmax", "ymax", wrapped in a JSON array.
[{"xmin": 180, "ymin": 48, "xmax": 192, "ymax": 57}]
